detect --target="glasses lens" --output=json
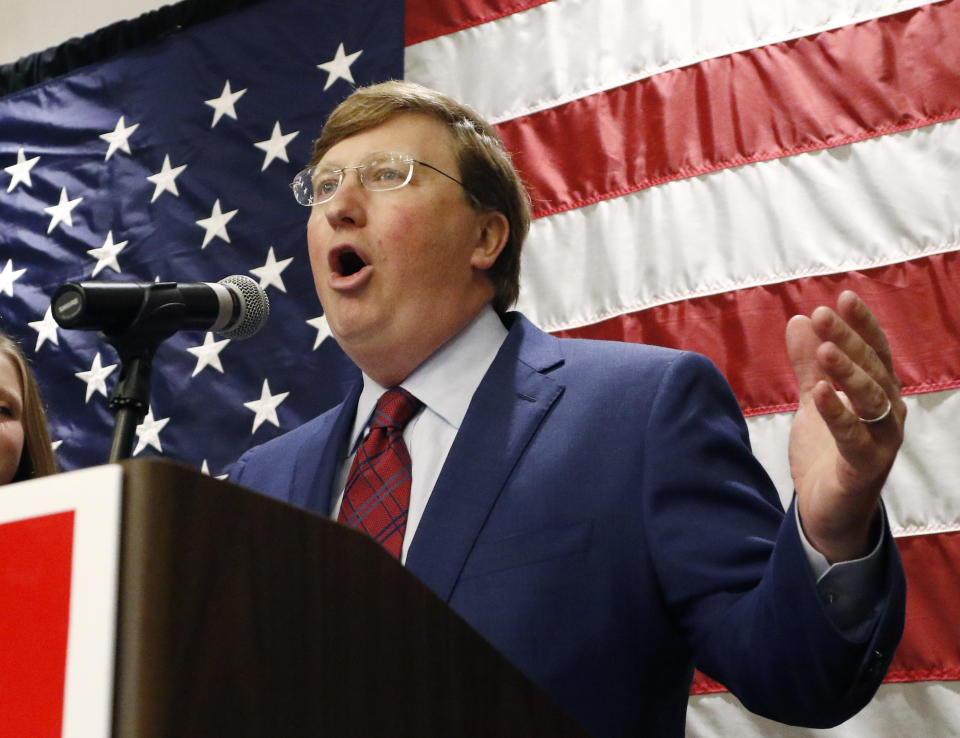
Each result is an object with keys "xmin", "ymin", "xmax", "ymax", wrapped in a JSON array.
[
  {"xmin": 361, "ymin": 154, "xmax": 413, "ymax": 191},
  {"xmin": 312, "ymin": 169, "xmax": 342, "ymax": 204},
  {"xmin": 291, "ymin": 170, "xmax": 311, "ymax": 205},
  {"xmin": 291, "ymin": 168, "xmax": 338, "ymax": 206},
  {"xmin": 291, "ymin": 154, "xmax": 415, "ymax": 205}
]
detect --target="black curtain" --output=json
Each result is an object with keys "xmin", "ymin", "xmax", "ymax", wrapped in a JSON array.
[{"xmin": 0, "ymin": 0, "xmax": 263, "ymax": 95}]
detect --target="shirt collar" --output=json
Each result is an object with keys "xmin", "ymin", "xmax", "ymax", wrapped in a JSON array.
[{"xmin": 347, "ymin": 304, "xmax": 509, "ymax": 452}]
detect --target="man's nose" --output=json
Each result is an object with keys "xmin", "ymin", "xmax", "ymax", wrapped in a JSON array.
[
  {"xmin": 338, "ymin": 167, "xmax": 365, "ymax": 196},
  {"xmin": 324, "ymin": 169, "xmax": 366, "ymax": 226}
]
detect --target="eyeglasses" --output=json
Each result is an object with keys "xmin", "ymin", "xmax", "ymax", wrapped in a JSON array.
[{"xmin": 290, "ymin": 152, "xmax": 468, "ymax": 206}]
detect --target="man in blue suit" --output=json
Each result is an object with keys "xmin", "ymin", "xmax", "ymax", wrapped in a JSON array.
[{"xmin": 231, "ymin": 81, "xmax": 906, "ymax": 737}]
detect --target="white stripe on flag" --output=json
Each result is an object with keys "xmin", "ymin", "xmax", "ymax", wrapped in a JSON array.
[
  {"xmin": 517, "ymin": 118, "xmax": 960, "ymax": 332},
  {"xmin": 405, "ymin": 0, "xmax": 937, "ymax": 123},
  {"xmin": 747, "ymin": 387, "xmax": 960, "ymax": 536},
  {"xmin": 686, "ymin": 679, "xmax": 960, "ymax": 737}
]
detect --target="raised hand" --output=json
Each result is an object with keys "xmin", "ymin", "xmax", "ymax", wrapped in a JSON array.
[{"xmin": 785, "ymin": 290, "xmax": 906, "ymax": 563}]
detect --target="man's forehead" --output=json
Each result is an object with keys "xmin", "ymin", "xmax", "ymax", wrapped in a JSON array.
[{"xmin": 319, "ymin": 112, "xmax": 453, "ymax": 167}]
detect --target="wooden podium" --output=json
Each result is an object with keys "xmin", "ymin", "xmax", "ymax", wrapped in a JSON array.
[{"xmin": 0, "ymin": 459, "xmax": 588, "ymax": 737}]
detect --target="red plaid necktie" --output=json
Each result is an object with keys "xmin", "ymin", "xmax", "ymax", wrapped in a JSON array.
[{"xmin": 338, "ymin": 387, "xmax": 422, "ymax": 558}]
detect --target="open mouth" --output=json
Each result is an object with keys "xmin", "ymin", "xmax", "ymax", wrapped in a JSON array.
[
  {"xmin": 329, "ymin": 245, "xmax": 368, "ymax": 278},
  {"xmin": 339, "ymin": 250, "xmax": 366, "ymax": 276}
]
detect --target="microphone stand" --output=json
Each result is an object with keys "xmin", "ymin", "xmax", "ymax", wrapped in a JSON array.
[{"xmin": 101, "ymin": 284, "xmax": 187, "ymax": 462}]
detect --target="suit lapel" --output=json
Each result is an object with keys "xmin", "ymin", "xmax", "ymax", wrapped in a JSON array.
[
  {"xmin": 405, "ymin": 315, "xmax": 565, "ymax": 601},
  {"xmin": 289, "ymin": 379, "xmax": 362, "ymax": 515}
]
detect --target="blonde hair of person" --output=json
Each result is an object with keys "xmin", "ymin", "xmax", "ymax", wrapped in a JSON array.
[{"xmin": 0, "ymin": 332, "xmax": 56, "ymax": 482}]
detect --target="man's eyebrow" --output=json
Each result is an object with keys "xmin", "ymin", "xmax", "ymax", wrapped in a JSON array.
[{"xmin": 318, "ymin": 152, "xmax": 395, "ymax": 169}]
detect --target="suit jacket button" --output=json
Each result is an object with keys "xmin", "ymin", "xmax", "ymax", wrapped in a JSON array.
[{"xmin": 865, "ymin": 649, "xmax": 884, "ymax": 677}]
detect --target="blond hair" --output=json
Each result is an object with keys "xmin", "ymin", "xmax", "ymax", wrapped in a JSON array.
[
  {"xmin": 0, "ymin": 332, "xmax": 56, "ymax": 481},
  {"xmin": 311, "ymin": 80, "xmax": 531, "ymax": 314}
]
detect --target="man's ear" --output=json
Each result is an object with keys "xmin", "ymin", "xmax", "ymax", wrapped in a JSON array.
[{"xmin": 470, "ymin": 211, "xmax": 510, "ymax": 270}]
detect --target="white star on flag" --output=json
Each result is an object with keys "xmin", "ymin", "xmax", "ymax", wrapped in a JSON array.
[
  {"xmin": 243, "ymin": 378, "xmax": 289, "ymax": 434},
  {"xmin": 87, "ymin": 230, "xmax": 129, "ymax": 277},
  {"xmin": 200, "ymin": 459, "xmax": 229, "ymax": 480},
  {"xmin": 99, "ymin": 115, "xmax": 140, "ymax": 160},
  {"xmin": 195, "ymin": 198, "xmax": 238, "ymax": 248},
  {"xmin": 51, "ymin": 440, "xmax": 63, "ymax": 452},
  {"xmin": 186, "ymin": 332, "xmax": 231, "ymax": 376},
  {"xmin": 134, "ymin": 407, "xmax": 170, "ymax": 455},
  {"xmin": 253, "ymin": 121, "xmax": 299, "ymax": 171},
  {"xmin": 146, "ymin": 154, "xmax": 187, "ymax": 202},
  {"xmin": 43, "ymin": 187, "xmax": 83, "ymax": 233},
  {"xmin": 306, "ymin": 315, "xmax": 332, "ymax": 350},
  {"xmin": 317, "ymin": 43, "xmax": 363, "ymax": 91},
  {"xmin": 0, "ymin": 259, "xmax": 26, "ymax": 297},
  {"xmin": 75, "ymin": 352, "xmax": 118, "ymax": 403},
  {"xmin": 204, "ymin": 80, "xmax": 247, "ymax": 127},
  {"xmin": 27, "ymin": 306, "xmax": 60, "ymax": 351},
  {"xmin": 4, "ymin": 148, "xmax": 39, "ymax": 191},
  {"xmin": 250, "ymin": 246, "xmax": 293, "ymax": 292}
]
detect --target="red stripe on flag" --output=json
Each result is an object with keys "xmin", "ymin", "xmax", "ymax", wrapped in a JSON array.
[
  {"xmin": 693, "ymin": 528, "xmax": 960, "ymax": 695},
  {"xmin": 0, "ymin": 511, "xmax": 75, "ymax": 738},
  {"xmin": 887, "ymin": 529, "xmax": 960, "ymax": 683},
  {"xmin": 691, "ymin": 670, "xmax": 726, "ymax": 696},
  {"xmin": 554, "ymin": 252, "xmax": 960, "ymax": 415},
  {"xmin": 405, "ymin": 0, "xmax": 554, "ymax": 45},
  {"xmin": 496, "ymin": 0, "xmax": 960, "ymax": 219}
]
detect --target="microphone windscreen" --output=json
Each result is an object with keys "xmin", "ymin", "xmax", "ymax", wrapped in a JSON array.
[{"xmin": 217, "ymin": 275, "xmax": 270, "ymax": 339}]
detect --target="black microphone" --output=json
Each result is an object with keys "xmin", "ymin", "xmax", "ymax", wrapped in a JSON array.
[{"xmin": 52, "ymin": 275, "xmax": 270, "ymax": 340}]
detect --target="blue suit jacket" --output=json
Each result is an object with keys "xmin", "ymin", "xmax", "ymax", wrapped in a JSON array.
[{"xmin": 231, "ymin": 312, "xmax": 905, "ymax": 737}]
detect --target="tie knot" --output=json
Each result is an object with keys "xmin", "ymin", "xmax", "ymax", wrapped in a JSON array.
[{"xmin": 371, "ymin": 387, "xmax": 422, "ymax": 431}]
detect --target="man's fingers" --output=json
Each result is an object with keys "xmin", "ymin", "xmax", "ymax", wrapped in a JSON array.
[
  {"xmin": 836, "ymin": 290, "xmax": 898, "ymax": 386},
  {"xmin": 809, "ymin": 296, "xmax": 900, "ymax": 399},
  {"xmin": 788, "ymin": 291, "xmax": 905, "ymax": 432},
  {"xmin": 811, "ymin": 380, "xmax": 862, "ymax": 441},
  {"xmin": 785, "ymin": 314, "xmax": 828, "ymax": 395},
  {"xmin": 815, "ymin": 341, "xmax": 890, "ymax": 422}
]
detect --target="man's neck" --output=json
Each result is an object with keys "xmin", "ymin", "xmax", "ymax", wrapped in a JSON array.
[
  {"xmin": 348, "ymin": 299, "xmax": 495, "ymax": 387},
  {"xmin": 348, "ymin": 304, "xmax": 509, "ymax": 449}
]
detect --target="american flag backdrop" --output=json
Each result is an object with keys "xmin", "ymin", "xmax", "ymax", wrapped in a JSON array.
[{"xmin": 1, "ymin": 0, "xmax": 959, "ymax": 734}]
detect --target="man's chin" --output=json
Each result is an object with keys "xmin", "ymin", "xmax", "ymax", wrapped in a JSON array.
[{"xmin": 324, "ymin": 312, "xmax": 384, "ymax": 353}]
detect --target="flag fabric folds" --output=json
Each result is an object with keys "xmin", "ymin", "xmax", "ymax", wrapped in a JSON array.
[
  {"xmin": 0, "ymin": 0, "xmax": 402, "ymax": 471},
  {"xmin": 1, "ymin": 0, "xmax": 958, "ymax": 734}
]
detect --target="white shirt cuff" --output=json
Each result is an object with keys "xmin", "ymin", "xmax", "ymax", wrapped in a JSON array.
[{"xmin": 795, "ymin": 502, "xmax": 887, "ymax": 636}]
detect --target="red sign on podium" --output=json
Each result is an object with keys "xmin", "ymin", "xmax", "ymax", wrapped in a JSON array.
[
  {"xmin": 0, "ymin": 511, "xmax": 74, "ymax": 737},
  {"xmin": 0, "ymin": 466, "xmax": 122, "ymax": 738}
]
